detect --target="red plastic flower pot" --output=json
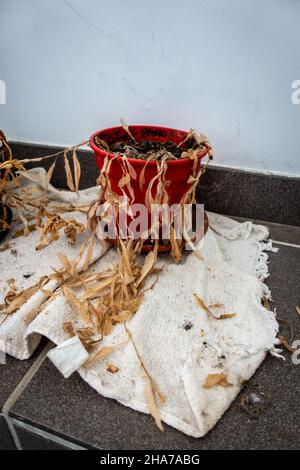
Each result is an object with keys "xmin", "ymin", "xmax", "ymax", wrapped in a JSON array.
[{"xmin": 89, "ymin": 125, "xmax": 209, "ymax": 207}]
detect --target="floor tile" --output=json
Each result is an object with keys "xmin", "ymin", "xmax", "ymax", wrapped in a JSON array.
[{"xmin": 0, "ymin": 338, "xmax": 48, "ymax": 408}]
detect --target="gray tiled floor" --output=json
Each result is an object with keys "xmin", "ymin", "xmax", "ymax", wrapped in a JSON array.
[
  {"xmin": 0, "ymin": 339, "xmax": 49, "ymax": 449},
  {"xmin": 265, "ymin": 222, "xmax": 300, "ymax": 245},
  {"xmin": 2, "ymin": 221, "xmax": 299, "ymax": 450},
  {"xmin": 0, "ymin": 339, "xmax": 47, "ymax": 408}
]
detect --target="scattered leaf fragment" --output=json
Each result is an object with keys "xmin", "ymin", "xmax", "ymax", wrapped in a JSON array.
[
  {"xmin": 86, "ymin": 346, "xmax": 115, "ymax": 366},
  {"xmin": 203, "ymin": 373, "xmax": 233, "ymax": 389},
  {"xmin": 194, "ymin": 294, "xmax": 213, "ymax": 315},
  {"xmin": 277, "ymin": 334, "xmax": 296, "ymax": 353},
  {"xmin": 262, "ymin": 297, "xmax": 271, "ymax": 310},
  {"xmin": 63, "ymin": 322, "xmax": 75, "ymax": 337},
  {"xmin": 219, "ymin": 313, "xmax": 236, "ymax": 319},
  {"xmin": 106, "ymin": 363, "xmax": 119, "ymax": 374},
  {"xmin": 194, "ymin": 294, "xmax": 236, "ymax": 320},
  {"xmin": 0, "ymin": 276, "xmax": 48, "ymax": 315}
]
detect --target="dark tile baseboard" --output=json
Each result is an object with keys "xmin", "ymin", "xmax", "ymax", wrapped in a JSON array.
[
  {"xmin": 198, "ymin": 166, "xmax": 300, "ymax": 227},
  {"xmin": 10, "ymin": 142, "xmax": 300, "ymax": 226}
]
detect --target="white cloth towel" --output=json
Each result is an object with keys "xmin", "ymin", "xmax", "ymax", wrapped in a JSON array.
[{"xmin": 0, "ymin": 168, "xmax": 279, "ymax": 437}]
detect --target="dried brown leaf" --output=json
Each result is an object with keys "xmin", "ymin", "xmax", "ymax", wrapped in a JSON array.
[
  {"xmin": 72, "ymin": 148, "xmax": 81, "ymax": 193},
  {"xmin": 278, "ymin": 334, "xmax": 296, "ymax": 353},
  {"xmin": 118, "ymin": 173, "xmax": 131, "ymax": 189},
  {"xmin": 144, "ymin": 372, "xmax": 164, "ymax": 432},
  {"xmin": 170, "ymin": 226, "xmax": 181, "ymax": 263},
  {"xmin": 111, "ymin": 310, "xmax": 133, "ymax": 323},
  {"xmin": 136, "ymin": 251, "xmax": 155, "ymax": 287},
  {"xmin": 58, "ymin": 252, "xmax": 72, "ymax": 273},
  {"xmin": 62, "ymin": 285, "xmax": 90, "ymax": 324},
  {"xmin": 82, "ymin": 234, "xmax": 94, "ymax": 272},
  {"xmin": 0, "ymin": 276, "xmax": 48, "ymax": 315},
  {"xmin": 19, "ymin": 213, "xmax": 30, "ymax": 237},
  {"xmin": 95, "ymin": 136, "xmax": 110, "ymax": 152},
  {"xmin": 63, "ymin": 149, "xmax": 75, "ymax": 191},
  {"xmin": 44, "ymin": 160, "xmax": 56, "ymax": 194},
  {"xmin": 81, "ymin": 277, "xmax": 116, "ymax": 301},
  {"xmin": 119, "ymin": 239, "xmax": 133, "ymax": 276},
  {"xmin": 194, "ymin": 294, "xmax": 212, "ymax": 315},
  {"xmin": 40, "ymin": 288, "xmax": 56, "ymax": 298},
  {"xmin": 64, "ymin": 219, "xmax": 85, "ymax": 244}
]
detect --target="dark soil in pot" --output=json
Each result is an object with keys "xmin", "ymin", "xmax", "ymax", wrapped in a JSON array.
[{"xmin": 106, "ymin": 140, "xmax": 194, "ymax": 160}]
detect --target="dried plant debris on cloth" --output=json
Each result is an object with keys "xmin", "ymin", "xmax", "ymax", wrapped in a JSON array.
[{"xmin": 0, "ymin": 168, "xmax": 280, "ymax": 438}]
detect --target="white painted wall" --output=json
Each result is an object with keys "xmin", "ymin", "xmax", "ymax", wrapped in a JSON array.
[{"xmin": 0, "ymin": 0, "xmax": 299, "ymax": 175}]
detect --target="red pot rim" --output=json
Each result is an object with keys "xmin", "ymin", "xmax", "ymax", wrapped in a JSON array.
[{"xmin": 89, "ymin": 125, "xmax": 209, "ymax": 166}]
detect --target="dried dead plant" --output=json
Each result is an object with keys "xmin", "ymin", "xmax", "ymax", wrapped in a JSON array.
[
  {"xmin": 0, "ymin": 125, "xmax": 214, "ymax": 431},
  {"xmin": 92, "ymin": 126, "xmax": 213, "ymax": 263},
  {"xmin": 0, "ymin": 130, "xmax": 89, "ymax": 246}
]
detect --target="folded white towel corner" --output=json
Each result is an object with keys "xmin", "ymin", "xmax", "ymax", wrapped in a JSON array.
[{"xmin": 47, "ymin": 336, "xmax": 89, "ymax": 378}]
